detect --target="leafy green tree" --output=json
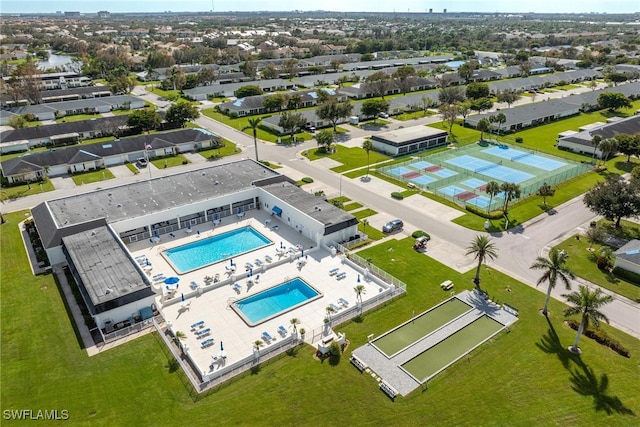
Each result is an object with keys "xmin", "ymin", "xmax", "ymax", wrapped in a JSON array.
[
  {"xmin": 583, "ymin": 175, "xmax": 640, "ymax": 227},
  {"xmin": 240, "ymin": 60, "xmax": 257, "ymax": 79},
  {"xmin": 354, "ymin": 284, "xmax": 366, "ymax": 307},
  {"xmin": 235, "ymin": 85, "xmax": 263, "ymax": 98},
  {"xmin": 392, "ymin": 65, "xmax": 417, "ymax": 95},
  {"xmin": 364, "ymin": 71, "xmax": 392, "ymax": 98},
  {"xmin": 262, "ymin": 94, "xmax": 286, "ymax": 112},
  {"xmin": 127, "ymin": 109, "xmax": 161, "ymax": 133},
  {"xmin": 537, "ymin": 182, "xmax": 555, "ymax": 207},
  {"xmin": 261, "ymin": 63, "xmax": 278, "ymax": 80},
  {"xmin": 604, "ymin": 72, "xmax": 628, "ymax": 86},
  {"xmin": 438, "ymin": 86, "xmax": 466, "ymax": 104},
  {"xmin": 458, "ymin": 101, "xmax": 472, "ymax": 126},
  {"xmin": 457, "ymin": 61, "xmax": 477, "ymax": 82},
  {"xmin": 476, "ymin": 118, "xmax": 491, "ymax": 141},
  {"xmin": 585, "ymin": 226, "xmax": 605, "ymax": 250},
  {"xmin": 530, "ymin": 248, "xmax": 575, "ymax": 316},
  {"xmin": 283, "ymin": 59, "xmax": 299, "ymax": 78},
  {"xmin": 197, "ymin": 67, "xmax": 216, "ymax": 86},
  {"xmin": 563, "ymin": 286, "xmax": 613, "ymax": 353},
  {"xmin": 166, "ymin": 66, "xmax": 185, "ymax": 91},
  {"xmin": 465, "ymin": 82, "xmax": 490, "ymax": 100},
  {"xmin": 597, "ymin": 92, "xmax": 632, "ymax": 112},
  {"xmin": 242, "ymin": 117, "xmax": 262, "ymax": 161},
  {"xmin": 289, "ymin": 318, "xmax": 300, "ymax": 334},
  {"xmin": 361, "ymin": 98, "xmax": 390, "ymax": 120},
  {"xmin": 316, "ymin": 98, "xmax": 353, "ymax": 132},
  {"xmin": 465, "ymin": 234, "xmax": 498, "ymax": 288},
  {"xmin": 470, "ymin": 97, "xmax": 493, "ymax": 113},
  {"xmin": 287, "ymin": 93, "xmax": 302, "ymax": 111},
  {"xmin": 362, "ymin": 139, "xmax": 374, "ymax": 178},
  {"xmin": 315, "ymin": 129, "xmax": 334, "ymax": 152},
  {"xmin": 615, "ymin": 133, "xmax": 640, "ymax": 162},
  {"xmin": 495, "ymin": 89, "xmax": 521, "ymax": 108},
  {"xmin": 278, "ymin": 112, "xmax": 306, "ymax": 141},
  {"xmin": 165, "ymin": 101, "xmax": 200, "ymax": 127},
  {"xmin": 439, "ymin": 103, "xmax": 459, "ymax": 134},
  {"xmin": 597, "ymin": 137, "xmax": 619, "ymax": 162}
]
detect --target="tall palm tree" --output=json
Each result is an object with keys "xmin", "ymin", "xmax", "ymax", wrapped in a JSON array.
[
  {"xmin": 289, "ymin": 317, "xmax": 300, "ymax": 334},
  {"xmin": 530, "ymin": 248, "xmax": 576, "ymax": 316},
  {"xmin": 597, "ymin": 137, "xmax": 619, "ymax": 164},
  {"xmin": 242, "ymin": 117, "xmax": 262, "ymax": 162},
  {"xmin": 354, "ymin": 284, "xmax": 366, "ymax": 306},
  {"xmin": 485, "ymin": 181, "xmax": 501, "ymax": 212},
  {"xmin": 563, "ymin": 285, "xmax": 613, "ymax": 353},
  {"xmin": 590, "ymin": 134, "xmax": 602, "ymax": 164},
  {"xmin": 465, "ymin": 235, "xmax": 498, "ymax": 288},
  {"xmin": 362, "ymin": 139, "xmax": 373, "ymax": 178}
]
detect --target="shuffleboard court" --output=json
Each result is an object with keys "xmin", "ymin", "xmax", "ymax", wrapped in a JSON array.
[
  {"xmin": 374, "ymin": 298, "xmax": 472, "ymax": 357},
  {"xmin": 401, "ymin": 315, "xmax": 504, "ymax": 382}
]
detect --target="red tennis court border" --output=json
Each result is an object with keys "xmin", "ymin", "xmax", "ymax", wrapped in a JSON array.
[
  {"xmin": 424, "ymin": 165, "xmax": 442, "ymax": 172},
  {"xmin": 455, "ymin": 191, "xmax": 477, "ymax": 201},
  {"xmin": 402, "ymin": 171, "xmax": 421, "ymax": 179}
]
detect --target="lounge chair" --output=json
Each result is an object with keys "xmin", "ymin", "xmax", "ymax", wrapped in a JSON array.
[
  {"xmin": 330, "ymin": 303, "xmax": 341, "ymax": 312},
  {"xmin": 232, "ymin": 283, "xmax": 242, "ymax": 292},
  {"xmin": 329, "ymin": 268, "xmax": 340, "ymax": 276},
  {"xmin": 338, "ymin": 298, "xmax": 349, "ymax": 307},
  {"xmin": 195, "ymin": 328, "xmax": 211, "ymax": 337},
  {"xmin": 190, "ymin": 281, "xmax": 198, "ymax": 290},
  {"xmin": 278, "ymin": 325, "xmax": 288, "ymax": 336},
  {"xmin": 245, "ymin": 262, "xmax": 253, "ymax": 269},
  {"xmin": 262, "ymin": 331, "xmax": 273, "ymax": 342},
  {"xmin": 253, "ymin": 274, "xmax": 260, "ymax": 284},
  {"xmin": 190, "ymin": 321, "xmax": 205, "ymax": 330},
  {"xmin": 336, "ymin": 272, "xmax": 347, "ymax": 280},
  {"xmin": 264, "ymin": 255, "xmax": 273, "ymax": 263},
  {"xmin": 254, "ymin": 259, "xmax": 263, "ymax": 266},
  {"xmin": 201, "ymin": 338, "xmax": 215, "ymax": 348}
]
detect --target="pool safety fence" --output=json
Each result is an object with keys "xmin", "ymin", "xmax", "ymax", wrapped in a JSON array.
[{"xmin": 101, "ymin": 316, "xmax": 157, "ymax": 343}]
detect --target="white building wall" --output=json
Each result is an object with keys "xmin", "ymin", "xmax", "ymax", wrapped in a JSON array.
[
  {"xmin": 613, "ymin": 258, "xmax": 640, "ymax": 275},
  {"xmin": 93, "ymin": 294, "xmax": 156, "ymax": 329},
  {"xmin": 257, "ymin": 189, "xmax": 325, "ymax": 243}
]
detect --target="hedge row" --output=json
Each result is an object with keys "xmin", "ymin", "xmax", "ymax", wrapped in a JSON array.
[
  {"xmin": 566, "ymin": 319, "xmax": 630, "ymax": 358},
  {"xmin": 465, "ymin": 204, "xmax": 505, "ymax": 220},
  {"xmin": 612, "ymin": 266, "xmax": 640, "ymax": 286}
]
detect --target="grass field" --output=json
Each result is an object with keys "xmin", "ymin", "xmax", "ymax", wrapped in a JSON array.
[
  {"xmin": 401, "ymin": 315, "xmax": 504, "ymax": 382},
  {"xmin": 70, "ymin": 168, "xmax": 116, "ymax": 185},
  {"xmin": 1, "ymin": 221, "xmax": 639, "ymax": 423},
  {"xmin": 374, "ymin": 298, "xmax": 472, "ymax": 356}
]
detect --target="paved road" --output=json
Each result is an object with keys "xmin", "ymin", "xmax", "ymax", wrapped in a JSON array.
[{"xmin": 6, "ymin": 83, "xmax": 638, "ymax": 338}]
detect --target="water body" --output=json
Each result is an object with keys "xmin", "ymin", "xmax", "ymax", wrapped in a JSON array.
[{"xmin": 37, "ymin": 51, "xmax": 76, "ymax": 71}]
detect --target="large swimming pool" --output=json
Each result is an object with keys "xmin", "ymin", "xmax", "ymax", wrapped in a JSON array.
[
  {"xmin": 162, "ymin": 226, "xmax": 272, "ymax": 274},
  {"xmin": 232, "ymin": 278, "xmax": 322, "ymax": 326}
]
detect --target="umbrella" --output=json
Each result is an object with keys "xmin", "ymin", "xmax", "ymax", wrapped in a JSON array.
[
  {"xmin": 164, "ymin": 277, "xmax": 180, "ymax": 285},
  {"xmin": 357, "ymin": 274, "xmax": 361, "ymax": 283},
  {"xmin": 220, "ymin": 341, "xmax": 224, "ymax": 351},
  {"xmin": 181, "ymin": 293, "xmax": 185, "ymax": 302},
  {"xmin": 230, "ymin": 258, "xmax": 234, "ymax": 266}
]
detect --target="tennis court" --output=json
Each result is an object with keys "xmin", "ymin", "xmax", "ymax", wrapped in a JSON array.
[
  {"xmin": 373, "ymin": 298, "xmax": 472, "ymax": 358},
  {"xmin": 401, "ymin": 315, "xmax": 504, "ymax": 382},
  {"xmin": 378, "ymin": 141, "xmax": 592, "ymax": 212}
]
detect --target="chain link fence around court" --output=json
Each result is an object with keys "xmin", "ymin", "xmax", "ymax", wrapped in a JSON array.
[{"xmin": 379, "ymin": 140, "xmax": 592, "ymax": 213}]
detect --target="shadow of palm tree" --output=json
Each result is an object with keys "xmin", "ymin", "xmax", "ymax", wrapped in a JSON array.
[
  {"xmin": 535, "ymin": 318, "xmax": 583, "ymax": 369},
  {"xmin": 570, "ymin": 364, "xmax": 635, "ymax": 416},
  {"xmin": 166, "ymin": 357, "xmax": 180, "ymax": 373}
]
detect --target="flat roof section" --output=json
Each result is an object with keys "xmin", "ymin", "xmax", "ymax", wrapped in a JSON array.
[
  {"xmin": 62, "ymin": 226, "xmax": 152, "ymax": 314},
  {"xmin": 45, "ymin": 159, "xmax": 280, "ymax": 228},
  {"xmin": 371, "ymin": 126, "xmax": 447, "ymax": 147}
]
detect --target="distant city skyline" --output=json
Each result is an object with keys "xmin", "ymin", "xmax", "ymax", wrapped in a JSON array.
[{"xmin": 1, "ymin": 0, "xmax": 638, "ymax": 14}]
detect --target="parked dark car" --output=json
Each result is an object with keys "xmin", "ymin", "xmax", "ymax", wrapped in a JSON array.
[{"xmin": 136, "ymin": 158, "xmax": 148, "ymax": 168}]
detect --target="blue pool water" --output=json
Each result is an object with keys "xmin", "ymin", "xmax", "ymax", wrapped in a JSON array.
[
  {"xmin": 233, "ymin": 278, "xmax": 322, "ymax": 325},
  {"xmin": 163, "ymin": 226, "xmax": 271, "ymax": 273}
]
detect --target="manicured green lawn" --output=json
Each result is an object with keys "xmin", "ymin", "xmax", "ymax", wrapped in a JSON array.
[
  {"xmin": 358, "ymin": 223, "xmax": 386, "ymax": 241},
  {"xmin": 302, "ymin": 145, "xmax": 390, "ymax": 173},
  {"xmin": 343, "ymin": 202, "xmax": 363, "ymax": 211},
  {"xmin": 394, "ymin": 110, "xmax": 435, "ymax": 121},
  {"xmin": 352, "ymin": 208, "xmax": 378, "ymax": 220},
  {"xmin": 56, "ymin": 113, "xmax": 102, "ymax": 123},
  {"xmin": 1, "ymin": 214, "xmax": 639, "ymax": 425},
  {"xmin": 151, "ymin": 155, "xmax": 189, "ymax": 169},
  {"xmin": 554, "ymin": 235, "xmax": 640, "ymax": 303},
  {"xmin": 125, "ymin": 163, "xmax": 140, "ymax": 175},
  {"xmin": 70, "ymin": 169, "xmax": 115, "ymax": 185},
  {"xmin": 1, "ymin": 180, "xmax": 55, "ymax": 199},
  {"xmin": 198, "ymin": 139, "xmax": 239, "ymax": 160}
]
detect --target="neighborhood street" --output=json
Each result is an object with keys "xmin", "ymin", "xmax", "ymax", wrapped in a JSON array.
[{"xmin": 5, "ymin": 84, "xmax": 638, "ymax": 338}]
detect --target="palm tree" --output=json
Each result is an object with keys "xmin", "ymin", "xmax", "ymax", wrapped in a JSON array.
[
  {"xmin": 326, "ymin": 305, "xmax": 336, "ymax": 320},
  {"xmin": 253, "ymin": 340, "xmax": 264, "ymax": 354},
  {"xmin": 289, "ymin": 317, "xmax": 300, "ymax": 334},
  {"xmin": 477, "ymin": 118, "xmax": 491, "ymax": 141},
  {"xmin": 597, "ymin": 137, "xmax": 619, "ymax": 164},
  {"xmin": 362, "ymin": 139, "xmax": 373, "ymax": 178},
  {"xmin": 563, "ymin": 285, "xmax": 613, "ymax": 353},
  {"xmin": 465, "ymin": 234, "xmax": 498, "ymax": 288},
  {"xmin": 485, "ymin": 181, "xmax": 501, "ymax": 212},
  {"xmin": 173, "ymin": 330, "xmax": 186, "ymax": 349},
  {"xmin": 242, "ymin": 117, "xmax": 262, "ymax": 162},
  {"xmin": 590, "ymin": 134, "xmax": 602, "ymax": 164},
  {"xmin": 530, "ymin": 248, "xmax": 576, "ymax": 316},
  {"xmin": 537, "ymin": 182, "xmax": 555, "ymax": 208},
  {"xmin": 354, "ymin": 284, "xmax": 366, "ymax": 306}
]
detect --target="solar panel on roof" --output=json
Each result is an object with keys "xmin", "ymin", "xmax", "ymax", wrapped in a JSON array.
[{"xmin": 625, "ymin": 249, "xmax": 640, "ymax": 255}]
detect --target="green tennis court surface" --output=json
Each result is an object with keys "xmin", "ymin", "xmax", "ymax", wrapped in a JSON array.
[
  {"xmin": 401, "ymin": 315, "xmax": 503, "ymax": 382},
  {"xmin": 374, "ymin": 298, "xmax": 472, "ymax": 357}
]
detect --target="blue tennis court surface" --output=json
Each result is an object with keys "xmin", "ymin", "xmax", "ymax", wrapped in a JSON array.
[
  {"xmin": 412, "ymin": 175, "xmax": 436, "ymax": 185},
  {"xmin": 389, "ymin": 166, "xmax": 413, "ymax": 176},
  {"xmin": 433, "ymin": 168, "xmax": 457, "ymax": 178},
  {"xmin": 466, "ymin": 195, "xmax": 493, "ymax": 208},
  {"xmin": 461, "ymin": 178, "xmax": 486, "ymax": 189},
  {"xmin": 410, "ymin": 161, "xmax": 433, "ymax": 169},
  {"xmin": 446, "ymin": 155, "xmax": 534, "ymax": 183},
  {"xmin": 483, "ymin": 146, "xmax": 567, "ymax": 171},
  {"xmin": 439, "ymin": 185, "xmax": 471, "ymax": 197}
]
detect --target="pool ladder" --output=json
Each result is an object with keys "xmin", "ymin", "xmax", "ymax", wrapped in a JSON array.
[{"xmin": 227, "ymin": 297, "xmax": 237, "ymax": 308}]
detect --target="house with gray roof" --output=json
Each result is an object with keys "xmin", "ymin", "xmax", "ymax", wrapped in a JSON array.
[
  {"xmin": 8, "ymin": 95, "xmax": 145, "ymax": 121},
  {"xmin": 614, "ymin": 240, "xmax": 640, "ymax": 275},
  {"xmin": 30, "ymin": 159, "xmax": 359, "ymax": 330},
  {"xmin": 1, "ymin": 128, "xmax": 219, "ymax": 183},
  {"xmin": 557, "ymin": 115, "xmax": 640, "ymax": 158}
]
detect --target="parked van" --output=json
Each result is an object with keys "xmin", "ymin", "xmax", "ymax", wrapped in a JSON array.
[{"xmin": 382, "ymin": 219, "xmax": 403, "ymax": 233}]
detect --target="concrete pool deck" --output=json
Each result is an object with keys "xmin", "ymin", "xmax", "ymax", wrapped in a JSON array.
[
  {"xmin": 351, "ymin": 289, "xmax": 518, "ymax": 396},
  {"xmin": 127, "ymin": 210, "xmax": 393, "ymax": 377}
]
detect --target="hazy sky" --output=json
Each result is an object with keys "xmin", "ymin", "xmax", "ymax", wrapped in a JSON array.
[{"xmin": 0, "ymin": 0, "xmax": 638, "ymax": 14}]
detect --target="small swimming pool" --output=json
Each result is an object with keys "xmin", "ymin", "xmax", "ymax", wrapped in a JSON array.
[
  {"xmin": 232, "ymin": 278, "xmax": 322, "ymax": 326},
  {"xmin": 162, "ymin": 226, "xmax": 272, "ymax": 274}
]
